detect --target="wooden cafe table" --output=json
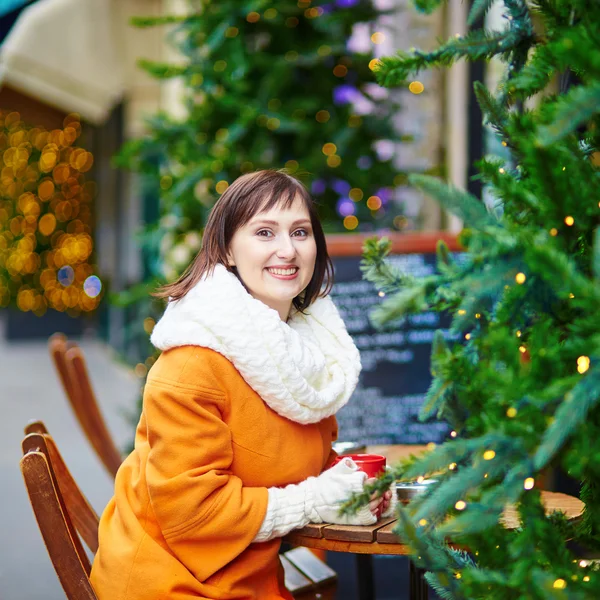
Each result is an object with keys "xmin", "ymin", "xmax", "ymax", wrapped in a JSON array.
[{"xmin": 284, "ymin": 445, "xmax": 585, "ymax": 600}]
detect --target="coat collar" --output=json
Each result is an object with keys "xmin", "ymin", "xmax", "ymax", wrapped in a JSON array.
[{"xmin": 150, "ymin": 264, "xmax": 361, "ymax": 424}]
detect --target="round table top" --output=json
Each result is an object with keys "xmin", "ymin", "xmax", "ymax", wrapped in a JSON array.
[{"xmin": 284, "ymin": 491, "xmax": 584, "ymax": 555}]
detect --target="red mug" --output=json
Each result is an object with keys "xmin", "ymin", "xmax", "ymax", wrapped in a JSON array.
[{"xmin": 333, "ymin": 453, "xmax": 386, "ymax": 478}]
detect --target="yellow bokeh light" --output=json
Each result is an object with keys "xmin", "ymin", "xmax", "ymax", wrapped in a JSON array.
[
  {"xmin": 553, "ymin": 579, "xmax": 566, "ymax": 590},
  {"xmin": 316, "ymin": 110, "xmax": 330, "ymax": 123},
  {"xmin": 584, "ymin": 576, "xmax": 590, "ymax": 582},
  {"xmin": 455, "ymin": 500, "xmax": 466, "ymax": 510},
  {"xmin": 524, "ymin": 477, "xmax": 535, "ymax": 490},
  {"xmin": 450, "ymin": 430, "xmax": 457, "ymax": 438},
  {"xmin": 285, "ymin": 160, "xmax": 299, "ymax": 172},
  {"xmin": 225, "ymin": 26, "xmax": 239, "ymax": 38},
  {"xmin": 418, "ymin": 519, "xmax": 427, "ymax": 526},
  {"xmin": 264, "ymin": 8, "xmax": 277, "ymax": 18},
  {"xmin": 343, "ymin": 215, "xmax": 358, "ymax": 230},
  {"xmin": 408, "ymin": 81, "xmax": 424, "ymax": 94},
  {"xmin": 577, "ymin": 356, "xmax": 590, "ymax": 374},
  {"xmin": 483, "ymin": 450, "xmax": 496, "ymax": 460},
  {"xmin": 286, "ymin": 17, "xmax": 299, "ymax": 27},
  {"xmin": 327, "ymin": 155, "xmax": 341, "ymax": 167},
  {"xmin": 366, "ymin": 195, "xmax": 382, "ymax": 210},
  {"xmin": 318, "ymin": 45, "xmax": 331, "ymax": 57},
  {"xmin": 371, "ymin": 32, "xmax": 385, "ymax": 44},
  {"xmin": 247, "ymin": 11, "xmax": 260, "ymax": 22},
  {"xmin": 38, "ymin": 213, "xmax": 57, "ymax": 236},
  {"xmin": 285, "ymin": 51, "xmax": 299, "ymax": 62},
  {"xmin": 564, "ymin": 215, "xmax": 574, "ymax": 226},
  {"xmin": 368, "ymin": 58, "xmax": 381, "ymax": 71},
  {"xmin": 215, "ymin": 180, "xmax": 229, "ymax": 194},
  {"xmin": 465, "ymin": 333, "xmax": 471, "ymax": 340},
  {"xmin": 349, "ymin": 188, "xmax": 363, "ymax": 202},
  {"xmin": 507, "ymin": 407, "xmax": 517, "ymax": 418},
  {"xmin": 550, "ymin": 227, "xmax": 558, "ymax": 236},
  {"xmin": 214, "ymin": 60, "xmax": 227, "ymax": 72},
  {"xmin": 322, "ymin": 143, "xmax": 337, "ymax": 156},
  {"xmin": 515, "ymin": 272, "xmax": 526, "ymax": 284},
  {"xmin": 449, "ymin": 463, "xmax": 457, "ymax": 470},
  {"xmin": 267, "ymin": 118, "xmax": 280, "ymax": 130},
  {"xmin": 333, "ymin": 65, "xmax": 348, "ymax": 77},
  {"xmin": 348, "ymin": 115, "xmax": 362, "ymax": 127}
]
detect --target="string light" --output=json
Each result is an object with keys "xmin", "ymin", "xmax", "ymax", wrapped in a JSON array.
[
  {"xmin": 465, "ymin": 333, "xmax": 471, "ymax": 340},
  {"xmin": 569, "ymin": 293, "xmax": 575, "ymax": 298},
  {"xmin": 378, "ymin": 291, "xmax": 385, "ymax": 297},
  {"xmin": 524, "ymin": 477, "xmax": 535, "ymax": 490},
  {"xmin": 455, "ymin": 500, "xmax": 466, "ymax": 510},
  {"xmin": 371, "ymin": 32, "xmax": 385, "ymax": 44},
  {"xmin": 580, "ymin": 560, "xmax": 588, "ymax": 568},
  {"xmin": 564, "ymin": 216, "xmax": 574, "ymax": 226},
  {"xmin": 349, "ymin": 188, "xmax": 363, "ymax": 201},
  {"xmin": 483, "ymin": 450, "xmax": 496, "ymax": 460},
  {"xmin": 516, "ymin": 330, "xmax": 522, "ymax": 337},
  {"xmin": 408, "ymin": 81, "xmax": 424, "ymax": 94},
  {"xmin": 475, "ymin": 313, "xmax": 481, "ymax": 319},
  {"xmin": 515, "ymin": 272, "xmax": 526, "ymax": 284},
  {"xmin": 550, "ymin": 228, "xmax": 558, "ymax": 236},
  {"xmin": 449, "ymin": 463, "xmax": 457, "ymax": 470},
  {"xmin": 246, "ymin": 12, "xmax": 260, "ymax": 22},
  {"xmin": 577, "ymin": 356, "xmax": 590, "ymax": 374},
  {"xmin": 498, "ymin": 168, "xmax": 505, "ymax": 174},
  {"xmin": 458, "ymin": 309, "xmax": 466, "ymax": 315},
  {"xmin": 343, "ymin": 215, "xmax": 358, "ymax": 230},
  {"xmin": 450, "ymin": 430, "xmax": 457, "ymax": 438},
  {"xmin": 419, "ymin": 518, "xmax": 428, "ymax": 526},
  {"xmin": 519, "ymin": 346, "xmax": 527, "ymax": 353},
  {"xmin": 322, "ymin": 143, "xmax": 337, "ymax": 156},
  {"xmin": 417, "ymin": 476, "xmax": 425, "ymax": 483},
  {"xmin": 584, "ymin": 576, "xmax": 590, "ymax": 582},
  {"xmin": 507, "ymin": 407, "xmax": 517, "ymax": 418},
  {"xmin": 553, "ymin": 579, "xmax": 566, "ymax": 590}
]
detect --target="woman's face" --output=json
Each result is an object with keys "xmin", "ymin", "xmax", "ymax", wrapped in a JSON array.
[{"xmin": 226, "ymin": 195, "xmax": 317, "ymax": 321}]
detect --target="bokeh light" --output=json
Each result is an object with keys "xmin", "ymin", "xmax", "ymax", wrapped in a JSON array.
[{"xmin": 83, "ymin": 275, "xmax": 102, "ymax": 298}]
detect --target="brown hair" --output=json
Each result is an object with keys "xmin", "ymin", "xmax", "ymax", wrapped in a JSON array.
[{"xmin": 154, "ymin": 170, "xmax": 334, "ymax": 313}]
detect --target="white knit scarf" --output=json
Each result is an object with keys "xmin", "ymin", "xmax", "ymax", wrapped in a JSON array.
[{"xmin": 150, "ymin": 263, "xmax": 361, "ymax": 425}]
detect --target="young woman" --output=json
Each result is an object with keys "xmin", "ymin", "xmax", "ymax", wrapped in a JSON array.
[{"xmin": 91, "ymin": 170, "xmax": 395, "ymax": 600}]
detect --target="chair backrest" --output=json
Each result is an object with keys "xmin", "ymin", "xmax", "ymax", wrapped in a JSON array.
[
  {"xmin": 48, "ymin": 333, "xmax": 122, "ymax": 478},
  {"xmin": 23, "ymin": 422, "xmax": 100, "ymax": 553},
  {"xmin": 20, "ymin": 431, "xmax": 98, "ymax": 600}
]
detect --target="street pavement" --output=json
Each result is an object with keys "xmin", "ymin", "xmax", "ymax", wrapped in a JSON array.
[{"xmin": 0, "ymin": 315, "xmax": 140, "ymax": 600}]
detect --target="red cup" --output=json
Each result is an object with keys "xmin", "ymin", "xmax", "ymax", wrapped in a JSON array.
[{"xmin": 333, "ymin": 453, "xmax": 386, "ymax": 478}]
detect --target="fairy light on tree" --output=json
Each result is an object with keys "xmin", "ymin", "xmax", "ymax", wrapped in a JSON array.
[{"xmin": 0, "ymin": 111, "xmax": 101, "ymax": 315}]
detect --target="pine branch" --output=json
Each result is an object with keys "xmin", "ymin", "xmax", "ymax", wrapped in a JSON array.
[
  {"xmin": 408, "ymin": 175, "xmax": 496, "ymax": 228},
  {"xmin": 468, "ymin": 0, "xmax": 497, "ymax": 26},
  {"xmin": 130, "ymin": 14, "xmax": 200, "ymax": 27},
  {"xmin": 537, "ymin": 81, "xmax": 600, "ymax": 146},
  {"xmin": 473, "ymin": 81, "xmax": 509, "ymax": 137},
  {"xmin": 593, "ymin": 228, "xmax": 600, "ymax": 282},
  {"xmin": 533, "ymin": 368, "xmax": 600, "ymax": 471},
  {"xmin": 375, "ymin": 29, "xmax": 517, "ymax": 88}
]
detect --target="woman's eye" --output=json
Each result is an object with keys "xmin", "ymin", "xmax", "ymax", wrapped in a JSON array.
[
  {"xmin": 257, "ymin": 230, "xmax": 272, "ymax": 237},
  {"xmin": 293, "ymin": 229, "xmax": 309, "ymax": 237}
]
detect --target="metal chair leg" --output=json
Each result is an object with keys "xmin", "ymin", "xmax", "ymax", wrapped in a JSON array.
[
  {"xmin": 356, "ymin": 554, "xmax": 375, "ymax": 600},
  {"xmin": 409, "ymin": 561, "xmax": 428, "ymax": 600}
]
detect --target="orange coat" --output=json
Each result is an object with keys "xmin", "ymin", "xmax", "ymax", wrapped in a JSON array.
[{"xmin": 91, "ymin": 345, "xmax": 338, "ymax": 600}]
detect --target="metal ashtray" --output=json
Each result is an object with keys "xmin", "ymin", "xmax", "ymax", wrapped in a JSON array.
[
  {"xmin": 332, "ymin": 441, "xmax": 367, "ymax": 455},
  {"xmin": 396, "ymin": 479, "xmax": 438, "ymax": 503}
]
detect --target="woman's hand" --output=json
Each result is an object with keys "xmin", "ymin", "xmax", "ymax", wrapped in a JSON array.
[{"xmin": 366, "ymin": 478, "xmax": 393, "ymax": 517}]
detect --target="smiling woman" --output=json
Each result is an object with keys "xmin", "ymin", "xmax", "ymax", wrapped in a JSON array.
[{"xmin": 90, "ymin": 170, "xmax": 395, "ymax": 600}]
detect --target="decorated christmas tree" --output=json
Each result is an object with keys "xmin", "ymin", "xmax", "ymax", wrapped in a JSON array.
[
  {"xmin": 120, "ymin": 0, "xmax": 403, "ymax": 284},
  {"xmin": 349, "ymin": 0, "xmax": 600, "ymax": 597},
  {"xmin": 0, "ymin": 111, "xmax": 101, "ymax": 316}
]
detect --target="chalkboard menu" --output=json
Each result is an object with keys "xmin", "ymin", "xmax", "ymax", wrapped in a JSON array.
[{"xmin": 327, "ymin": 233, "xmax": 462, "ymax": 446}]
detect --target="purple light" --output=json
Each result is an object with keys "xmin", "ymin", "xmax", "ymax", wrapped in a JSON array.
[
  {"xmin": 336, "ymin": 0, "xmax": 359, "ymax": 6},
  {"xmin": 332, "ymin": 179, "xmax": 351, "ymax": 195},
  {"xmin": 57, "ymin": 266, "xmax": 74, "ymax": 287},
  {"xmin": 83, "ymin": 275, "xmax": 102, "ymax": 298},
  {"xmin": 311, "ymin": 179, "xmax": 326, "ymax": 195},
  {"xmin": 376, "ymin": 187, "xmax": 393, "ymax": 204},
  {"xmin": 357, "ymin": 156, "xmax": 372, "ymax": 170},
  {"xmin": 333, "ymin": 84, "xmax": 360, "ymax": 105},
  {"xmin": 336, "ymin": 198, "xmax": 355, "ymax": 217}
]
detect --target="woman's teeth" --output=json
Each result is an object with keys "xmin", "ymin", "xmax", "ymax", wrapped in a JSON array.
[{"xmin": 267, "ymin": 268, "xmax": 298, "ymax": 276}]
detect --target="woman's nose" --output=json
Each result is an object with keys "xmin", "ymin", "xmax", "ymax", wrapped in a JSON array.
[{"xmin": 276, "ymin": 236, "xmax": 297, "ymax": 258}]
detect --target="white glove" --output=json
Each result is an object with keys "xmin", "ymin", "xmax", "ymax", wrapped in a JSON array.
[{"xmin": 253, "ymin": 458, "xmax": 376, "ymax": 543}]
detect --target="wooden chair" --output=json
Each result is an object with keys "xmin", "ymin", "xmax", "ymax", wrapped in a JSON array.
[
  {"xmin": 20, "ymin": 429, "xmax": 98, "ymax": 599},
  {"xmin": 48, "ymin": 333, "xmax": 122, "ymax": 478},
  {"xmin": 21, "ymin": 421, "xmax": 333, "ymax": 600}
]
